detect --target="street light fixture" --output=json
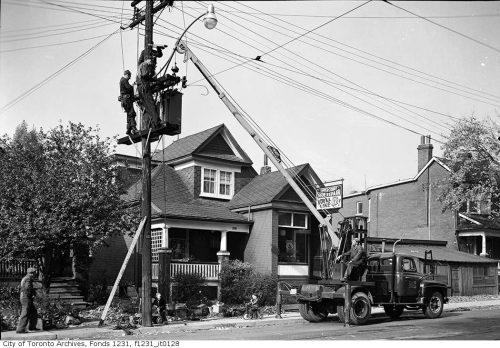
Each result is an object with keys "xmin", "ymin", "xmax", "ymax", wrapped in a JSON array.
[{"xmin": 158, "ymin": 4, "xmax": 217, "ymax": 76}]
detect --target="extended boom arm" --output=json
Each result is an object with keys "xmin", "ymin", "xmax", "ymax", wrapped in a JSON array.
[{"xmin": 180, "ymin": 42, "xmax": 339, "ymax": 247}]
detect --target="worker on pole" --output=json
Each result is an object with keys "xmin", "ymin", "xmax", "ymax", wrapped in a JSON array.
[
  {"xmin": 119, "ymin": 70, "xmax": 137, "ymax": 135},
  {"xmin": 137, "ymin": 57, "xmax": 161, "ymax": 129}
]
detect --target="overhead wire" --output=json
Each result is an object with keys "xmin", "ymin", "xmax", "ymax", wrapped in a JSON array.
[
  {"xmin": 383, "ymin": 0, "xmax": 500, "ymax": 55},
  {"xmin": 153, "ymin": 12, "xmax": 449, "ymax": 142},
  {"xmin": 234, "ymin": 1, "xmax": 500, "ymax": 106},
  {"xmin": 207, "ymin": 2, "xmax": 451, "ymax": 135},
  {"xmin": 0, "ymin": 29, "xmax": 120, "ymax": 116},
  {"xmin": 259, "ymin": 0, "xmax": 374, "ymax": 59},
  {"xmin": 192, "ymin": 2, "xmax": 451, "ymax": 138}
]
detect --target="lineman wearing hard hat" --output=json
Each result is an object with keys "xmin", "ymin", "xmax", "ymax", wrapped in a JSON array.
[{"xmin": 119, "ymin": 70, "xmax": 137, "ymax": 135}]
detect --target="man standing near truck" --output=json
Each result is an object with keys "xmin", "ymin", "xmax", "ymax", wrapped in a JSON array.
[
  {"xmin": 16, "ymin": 267, "xmax": 38, "ymax": 334},
  {"xmin": 337, "ymin": 238, "xmax": 367, "ymax": 281}
]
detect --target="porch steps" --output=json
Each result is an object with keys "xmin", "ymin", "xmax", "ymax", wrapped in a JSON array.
[{"xmin": 48, "ymin": 277, "xmax": 89, "ymax": 309}]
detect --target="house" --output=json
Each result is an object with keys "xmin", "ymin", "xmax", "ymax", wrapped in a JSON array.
[
  {"xmin": 335, "ymin": 135, "xmax": 499, "ymax": 295},
  {"xmin": 91, "ymin": 124, "xmax": 326, "ymax": 296}
]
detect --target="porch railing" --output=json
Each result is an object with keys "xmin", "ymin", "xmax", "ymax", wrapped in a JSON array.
[
  {"xmin": 0, "ymin": 259, "xmax": 38, "ymax": 280},
  {"xmin": 152, "ymin": 262, "xmax": 220, "ymax": 281}
]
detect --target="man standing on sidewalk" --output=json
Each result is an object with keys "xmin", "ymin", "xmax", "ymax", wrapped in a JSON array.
[{"xmin": 16, "ymin": 267, "xmax": 39, "ymax": 334}]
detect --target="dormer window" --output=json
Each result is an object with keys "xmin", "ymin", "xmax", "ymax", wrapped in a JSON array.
[{"xmin": 201, "ymin": 167, "xmax": 233, "ymax": 199}]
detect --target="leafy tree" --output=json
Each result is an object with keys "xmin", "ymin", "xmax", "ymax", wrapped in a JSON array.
[
  {"xmin": 0, "ymin": 121, "xmax": 139, "ymax": 294},
  {"xmin": 438, "ymin": 115, "xmax": 500, "ymax": 217}
]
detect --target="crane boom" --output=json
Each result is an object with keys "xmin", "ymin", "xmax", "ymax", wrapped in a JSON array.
[{"xmin": 180, "ymin": 42, "xmax": 339, "ymax": 246}]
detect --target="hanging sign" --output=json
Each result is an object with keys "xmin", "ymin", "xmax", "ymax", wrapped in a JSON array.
[{"xmin": 316, "ymin": 184, "xmax": 343, "ymax": 210}]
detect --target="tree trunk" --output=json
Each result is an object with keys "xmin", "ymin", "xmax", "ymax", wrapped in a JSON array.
[
  {"xmin": 72, "ymin": 243, "xmax": 90, "ymax": 298},
  {"xmin": 40, "ymin": 251, "xmax": 53, "ymax": 295}
]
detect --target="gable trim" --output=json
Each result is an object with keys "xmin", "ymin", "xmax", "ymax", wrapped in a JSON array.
[{"xmin": 196, "ymin": 126, "xmax": 253, "ymax": 165}]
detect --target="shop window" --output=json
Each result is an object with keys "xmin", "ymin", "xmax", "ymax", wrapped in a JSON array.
[{"xmin": 278, "ymin": 229, "xmax": 309, "ymax": 263}]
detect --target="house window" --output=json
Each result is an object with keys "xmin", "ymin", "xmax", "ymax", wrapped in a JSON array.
[
  {"xmin": 356, "ymin": 202, "xmax": 363, "ymax": 215},
  {"xmin": 201, "ymin": 167, "xmax": 233, "ymax": 199},
  {"xmin": 219, "ymin": 171, "xmax": 232, "ymax": 196},
  {"xmin": 151, "ymin": 228, "xmax": 163, "ymax": 262},
  {"xmin": 203, "ymin": 168, "xmax": 216, "ymax": 194},
  {"xmin": 278, "ymin": 229, "xmax": 309, "ymax": 263}
]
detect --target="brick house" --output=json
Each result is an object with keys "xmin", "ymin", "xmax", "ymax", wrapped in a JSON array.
[
  {"xmin": 90, "ymin": 124, "xmax": 325, "ymax": 294},
  {"xmin": 334, "ymin": 136, "xmax": 499, "ymax": 295}
]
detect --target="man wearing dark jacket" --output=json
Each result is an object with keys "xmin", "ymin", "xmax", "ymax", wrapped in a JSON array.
[
  {"xmin": 336, "ymin": 238, "xmax": 366, "ymax": 281},
  {"xmin": 119, "ymin": 70, "xmax": 137, "ymax": 135},
  {"xmin": 136, "ymin": 58, "xmax": 161, "ymax": 129},
  {"xmin": 16, "ymin": 267, "xmax": 38, "ymax": 334}
]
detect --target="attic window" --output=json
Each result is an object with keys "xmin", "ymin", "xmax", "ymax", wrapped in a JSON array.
[{"xmin": 201, "ymin": 167, "xmax": 233, "ymax": 199}]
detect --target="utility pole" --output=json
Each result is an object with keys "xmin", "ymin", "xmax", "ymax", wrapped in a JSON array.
[{"xmin": 140, "ymin": 0, "xmax": 153, "ymax": 328}]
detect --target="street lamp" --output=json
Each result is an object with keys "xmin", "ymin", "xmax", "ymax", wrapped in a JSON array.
[{"xmin": 157, "ymin": 4, "xmax": 217, "ymax": 76}]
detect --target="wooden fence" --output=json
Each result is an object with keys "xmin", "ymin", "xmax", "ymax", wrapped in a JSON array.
[{"xmin": 0, "ymin": 259, "xmax": 38, "ymax": 280}]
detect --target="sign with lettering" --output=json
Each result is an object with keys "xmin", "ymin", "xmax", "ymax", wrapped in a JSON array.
[{"xmin": 316, "ymin": 184, "xmax": 343, "ymax": 210}]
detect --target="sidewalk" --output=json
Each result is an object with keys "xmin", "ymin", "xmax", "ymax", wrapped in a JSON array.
[{"xmin": 2, "ymin": 298, "xmax": 500, "ymax": 341}]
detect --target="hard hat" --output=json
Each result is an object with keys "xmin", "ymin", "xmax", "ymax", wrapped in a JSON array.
[{"xmin": 124, "ymin": 70, "xmax": 131, "ymax": 75}]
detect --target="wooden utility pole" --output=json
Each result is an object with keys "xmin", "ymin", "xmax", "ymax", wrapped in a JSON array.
[{"xmin": 140, "ymin": 0, "xmax": 154, "ymax": 327}]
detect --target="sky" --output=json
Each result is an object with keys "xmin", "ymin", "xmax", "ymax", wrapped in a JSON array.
[{"xmin": 1, "ymin": 1, "xmax": 500, "ymax": 194}]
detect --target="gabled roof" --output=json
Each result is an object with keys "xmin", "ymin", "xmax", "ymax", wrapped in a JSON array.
[
  {"xmin": 152, "ymin": 124, "xmax": 252, "ymax": 165},
  {"xmin": 344, "ymin": 156, "xmax": 451, "ymax": 198},
  {"xmin": 123, "ymin": 163, "xmax": 251, "ymax": 224},
  {"xmin": 229, "ymin": 164, "xmax": 317, "ymax": 209},
  {"xmin": 458, "ymin": 213, "xmax": 500, "ymax": 230}
]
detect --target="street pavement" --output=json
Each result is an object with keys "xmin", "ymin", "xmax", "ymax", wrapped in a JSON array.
[{"xmin": 2, "ymin": 298, "xmax": 500, "ymax": 340}]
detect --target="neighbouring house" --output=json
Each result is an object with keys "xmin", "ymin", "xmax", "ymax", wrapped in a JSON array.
[{"xmin": 335, "ymin": 135, "xmax": 499, "ymax": 295}]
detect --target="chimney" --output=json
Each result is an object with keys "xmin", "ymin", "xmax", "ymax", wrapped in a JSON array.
[
  {"xmin": 260, "ymin": 154, "xmax": 272, "ymax": 175},
  {"xmin": 417, "ymin": 135, "xmax": 433, "ymax": 172}
]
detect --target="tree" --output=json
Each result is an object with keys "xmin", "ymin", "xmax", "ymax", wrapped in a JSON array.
[
  {"xmin": 0, "ymin": 121, "xmax": 139, "ymax": 294},
  {"xmin": 438, "ymin": 115, "xmax": 500, "ymax": 217}
]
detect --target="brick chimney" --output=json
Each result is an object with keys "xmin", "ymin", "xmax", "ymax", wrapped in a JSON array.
[
  {"xmin": 417, "ymin": 135, "xmax": 433, "ymax": 172},
  {"xmin": 260, "ymin": 154, "xmax": 271, "ymax": 175}
]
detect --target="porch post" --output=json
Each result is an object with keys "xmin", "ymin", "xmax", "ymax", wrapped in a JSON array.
[
  {"xmin": 217, "ymin": 231, "xmax": 230, "ymax": 301},
  {"xmin": 480, "ymin": 233, "xmax": 488, "ymax": 256}
]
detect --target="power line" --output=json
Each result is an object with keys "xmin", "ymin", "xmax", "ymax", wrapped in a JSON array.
[
  {"xmin": 259, "ymin": 0, "xmax": 373, "ymax": 58},
  {"xmin": 0, "ymin": 32, "xmax": 117, "ymax": 53},
  {"xmin": 0, "ymin": 29, "xmax": 120, "ymax": 115},
  {"xmin": 200, "ymin": 3, "xmax": 452, "ymax": 133},
  {"xmin": 0, "ymin": 22, "xmax": 115, "ymax": 43},
  {"xmin": 383, "ymin": 0, "xmax": 500, "ymax": 55},
  {"xmin": 232, "ymin": 1, "xmax": 500, "ymax": 106}
]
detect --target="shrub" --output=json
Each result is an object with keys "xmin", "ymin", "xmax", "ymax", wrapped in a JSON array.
[
  {"xmin": 0, "ymin": 286, "xmax": 21, "ymax": 331},
  {"xmin": 172, "ymin": 272, "xmax": 205, "ymax": 307},
  {"xmin": 219, "ymin": 260, "xmax": 278, "ymax": 306},
  {"xmin": 88, "ymin": 282, "xmax": 110, "ymax": 305}
]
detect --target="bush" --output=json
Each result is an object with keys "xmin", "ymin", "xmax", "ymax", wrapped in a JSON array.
[
  {"xmin": 88, "ymin": 282, "xmax": 110, "ymax": 305},
  {"xmin": 219, "ymin": 260, "xmax": 278, "ymax": 306},
  {"xmin": 0, "ymin": 286, "xmax": 21, "ymax": 331},
  {"xmin": 172, "ymin": 272, "xmax": 205, "ymax": 307}
]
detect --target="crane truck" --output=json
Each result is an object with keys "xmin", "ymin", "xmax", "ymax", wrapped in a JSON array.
[{"xmin": 175, "ymin": 42, "xmax": 449, "ymax": 326}]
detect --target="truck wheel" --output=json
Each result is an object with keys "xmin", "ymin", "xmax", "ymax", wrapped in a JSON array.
[
  {"xmin": 350, "ymin": 292, "xmax": 371, "ymax": 325},
  {"xmin": 423, "ymin": 291, "xmax": 443, "ymax": 319},
  {"xmin": 298, "ymin": 302, "xmax": 327, "ymax": 323},
  {"xmin": 383, "ymin": 305, "xmax": 404, "ymax": 319}
]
